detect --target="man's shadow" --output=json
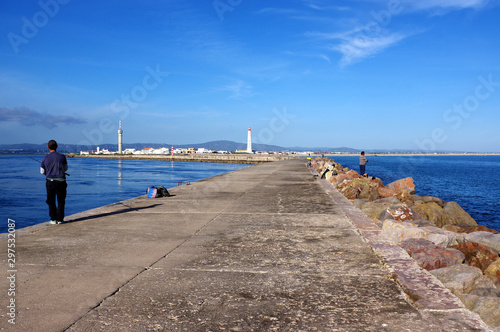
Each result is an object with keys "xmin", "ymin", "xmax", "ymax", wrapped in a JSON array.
[{"xmin": 63, "ymin": 203, "xmax": 164, "ymax": 224}]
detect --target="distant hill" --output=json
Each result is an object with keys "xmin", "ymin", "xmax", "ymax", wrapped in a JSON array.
[
  {"xmin": 0, "ymin": 141, "xmax": 475, "ymax": 154},
  {"xmin": 0, "ymin": 140, "xmax": 288, "ymax": 154}
]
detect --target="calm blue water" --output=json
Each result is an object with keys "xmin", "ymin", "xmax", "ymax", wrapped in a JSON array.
[
  {"xmin": 329, "ymin": 155, "xmax": 500, "ymax": 232},
  {"xmin": 0, "ymin": 155, "xmax": 250, "ymax": 233},
  {"xmin": 2, "ymin": 155, "xmax": 499, "ymax": 233}
]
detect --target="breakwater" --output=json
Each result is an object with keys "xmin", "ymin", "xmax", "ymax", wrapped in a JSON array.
[
  {"xmin": 1, "ymin": 158, "xmax": 489, "ymax": 331},
  {"xmin": 68, "ymin": 153, "xmax": 296, "ymax": 164},
  {"xmin": 311, "ymin": 157, "xmax": 500, "ymax": 329}
]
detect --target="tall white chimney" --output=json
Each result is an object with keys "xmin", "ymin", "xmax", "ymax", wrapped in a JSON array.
[{"xmin": 118, "ymin": 121, "xmax": 123, "ymax": 154}]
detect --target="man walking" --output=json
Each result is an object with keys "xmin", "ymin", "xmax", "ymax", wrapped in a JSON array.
[
  {"xmin": 359, "ymin": 151, "xmax": 368, "ymax": 176},
  {"xmin": 40, "ymin": 140, "xmax": 68, "ymax": 224}
]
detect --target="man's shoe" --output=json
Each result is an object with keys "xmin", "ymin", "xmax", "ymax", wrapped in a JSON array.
[
  {"xmin": 49, "ymin": 220, "xmax": 57, "ymax": 224},
  {"xmin": 56, "ymin": 220, "xmax": 63, "ymax": 224}
]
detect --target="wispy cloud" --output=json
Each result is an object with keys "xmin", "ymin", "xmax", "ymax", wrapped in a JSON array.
[
  {"xmin": 303, "ymin": 0, "xmax": 494, "ymax": 67},
  {"xmin": 310, "ymin": 29, "xmax": 408, "ymax": 67},
  {"xmin": 218, "ymin": 80, "xmax": 254, "ymax": 99},
  {"xmin": 405, "ymin": 0, "xmax": 490, "ymax": 10},
  {"xmin": 299, "ymin": 0, "xmax": 350, "ymax": 12},
  {"xmin": 0, "ymin": 107, "xmax": 86, "ymax": 128},
  {"xmin": 139, "ymin": 110, "xmax": 226, "ymax": 119},
  {"xmin": 334, "ymin": 32, "xmax": 407, "ymax": 67}
]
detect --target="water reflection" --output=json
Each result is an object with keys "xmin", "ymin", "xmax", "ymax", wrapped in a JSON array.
[{"xmin": 118, "ymin": 159, "xmax": 123, "ymax": 186}]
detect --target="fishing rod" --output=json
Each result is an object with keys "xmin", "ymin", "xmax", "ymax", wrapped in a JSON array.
[{"xmin": 30, "ymin": 156, "xmax": 70, "ymax": 176}]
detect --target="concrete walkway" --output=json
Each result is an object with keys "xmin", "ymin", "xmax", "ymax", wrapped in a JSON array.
[{"xmin": 0, "ymin": 159, "xmax": 489, "ymax": 331}]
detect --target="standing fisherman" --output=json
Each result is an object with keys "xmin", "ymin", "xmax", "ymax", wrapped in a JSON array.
[
  {"xmin": 359, "ymin": 151, "xmax": 368, "ymax": 176},
  {"xmin": 40, "ymin": 140, "xmax": 68, "ymax": 224}
]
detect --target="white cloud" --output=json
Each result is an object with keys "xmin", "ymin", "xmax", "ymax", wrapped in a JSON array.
[
  {"xmin": 219, "ymin": 80, "xmax": 254, "ymax": 99},
  {"xmin": 406, "ymin": 0, "xmax": 489, "ymax": 10},
  {"xmin": 139, "ymin": 110, "xmax": 225, "ymax": 119},
  {"xmin": 333, "ymin": 32, "xmax": 406, "ymax": 67},
  {"xmin": 310, "ymin": 27, "xmax": 408, "ymax": 67}
]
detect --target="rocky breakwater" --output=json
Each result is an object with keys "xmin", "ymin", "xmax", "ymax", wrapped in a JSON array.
[{"xmin": 311, "ymin": 158, "xmax": 500, "ymax": 329}]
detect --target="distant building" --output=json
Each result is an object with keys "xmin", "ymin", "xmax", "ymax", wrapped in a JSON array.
[{"xmin": 196, "ymin": 148, "xmax": 213, "ymax": 154}]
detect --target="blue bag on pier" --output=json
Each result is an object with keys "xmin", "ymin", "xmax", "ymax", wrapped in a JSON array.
[{"xmin": 147, "ymin": 187, "xmax": 158, "ymax": 198}]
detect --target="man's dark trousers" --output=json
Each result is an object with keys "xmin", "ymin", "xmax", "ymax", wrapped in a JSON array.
[{"xmin": 46, "ymin": 180, "xmax": 67, "ymax": 222}]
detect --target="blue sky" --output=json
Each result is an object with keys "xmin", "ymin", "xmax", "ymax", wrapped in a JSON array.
[{"xmin": 1, "ymin": 0, "xmax": 499, "ymax": 152}]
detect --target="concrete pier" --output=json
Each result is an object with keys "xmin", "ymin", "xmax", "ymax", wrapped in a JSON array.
[{"xmin": 0, "ymin": 159, "xmax": 489, "ymax": 331}]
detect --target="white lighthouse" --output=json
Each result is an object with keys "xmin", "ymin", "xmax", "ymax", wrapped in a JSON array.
[
  {"xmin": 118, "ymin": 121, "xmax": 123, "ymax": 154},
  {"xmin": 247, "ymin": 126, "xmax": 252, "ymax": 153}
]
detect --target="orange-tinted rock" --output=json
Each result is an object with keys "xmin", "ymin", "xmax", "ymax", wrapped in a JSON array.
[
  {"xmin": 443, "ymin": 224, "xmax": 499, "ymax": 234},
  {"xmin": 378, "ymin": 187, "xmax": 398, "ymax": 198},
  {"xmin": 400, "ymin": 238, "xmax": 465, "ymax": 271},
  {"xmin": 393, "ymin": 190, "xmax": 413, "ymax": 204},
  {"xmin": 451, "ymin": 242, "xmax": 499, "ymax": 272},
  {"xmin": 485, "ymin": 259, "xmax": 500, "ymax": 279},
  {"xmin": 341, "ymin": 186, "xmax": 360, "ymax": 200},
  {"xmin": 386, "ymin": 177, "xmax": 416, "ymax": 195}
]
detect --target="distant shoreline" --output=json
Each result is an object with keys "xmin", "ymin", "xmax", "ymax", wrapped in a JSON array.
[
  {"xmin": 67, "ymin": 153, "xmax": 296, "ymax": 164},
  {"xmin": 324, "ymin": 153, "xmax": 500, "ymax": 157}
]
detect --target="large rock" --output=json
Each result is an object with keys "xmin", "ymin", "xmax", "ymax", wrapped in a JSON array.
[
  {"xmin": 485, "ymin": 259, "xmax": 500, "ymax": 280},
  {"xmin": 420, "ymin": 195, "xmax": 446, "ymax": 208},
  {"xmin": 442, "ymin": 201, "xmax": 478, "ymax": 227},
  {"xmin": 451, "ymin": 242, "xmax": 499, "ymax": 272},
  {"xmin": 400, "ymin": 238, "xmax": 465, "ymax": 271},
  {"xmin": 469, "ymin": 287, "xmax": 500, "ymax": 297},
  {"xmin": 464, "ymin": 232, "xmax": 500, "ymax": 254},
  {"xmin": 412, "ymin": 201, "xmax": 445, "ymax": 227},
  {"xmin": 359, "ymin": 202, "xmax": 388, "ymax": 219},
  {"xmin": 468, "ymin": 297, "xmax": 500, "ymax": 328},
  {"xmin": 471, "ymin": 275, "xmax": 499, "ymax": 292},
  {"xmin": 379, "ymin": 204, "xmax": 419, "ymax": 222},
  {"xmin": 358, "ymin": 197, "xmax": 401, "ymax": 219},
  {"xmin": 430, "ymin": 264, "xmax": 483, "ymax": 295},
  {"xmin": 443, "ymin": 224, "xmax": 500, "ymax": 234},
  {"xmin": 353, "ymin": 199, "xmax": 369, "ymax": 209},
  {"xmin": 377, "ymin": 187, "xmax": 398, "ymax": 198},
  {"xmin": 351, "ymin": 178, "xmax": 372, "ymax": 199},
  {"xmin": 393, "ymin": 189, "xmax": 413, "ymax": 204},
  {"xmin": 341, "ymin": 186, "xmax": 360, "ymax": 200},
  {"xmin": 386, "ymin": 177, "xmax": 416, "ymax": 194},
  {"xmin": 382, "ymin": 219, "xmax": 463, "ymax": 247}
]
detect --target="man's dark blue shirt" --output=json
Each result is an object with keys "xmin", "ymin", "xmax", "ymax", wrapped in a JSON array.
[{"xmin": 41, "ymin": 151, "xmax": 68, "ymax": 179}]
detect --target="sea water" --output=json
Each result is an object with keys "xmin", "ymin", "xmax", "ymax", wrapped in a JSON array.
[
  {"xmin": 0, "ymin": 155, "xmax": 250, "ymax": 233},
  {"xmin": 1, "ymin": 155, "xmax": 499, "ymax": 233},
  {"xmin": 329, "ymin": 155, "xmax": 500, "ymax": 232}
]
